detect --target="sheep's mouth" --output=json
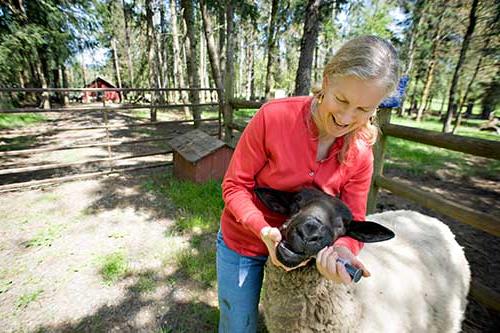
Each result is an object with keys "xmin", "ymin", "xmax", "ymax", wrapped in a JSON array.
[
  {"xmin": 277, "ymin": 217, "xmax": 334, "ymax": 268},
  {"xmin": 276, "ymin": 241, "xmax": 310, "ymax": 268}
]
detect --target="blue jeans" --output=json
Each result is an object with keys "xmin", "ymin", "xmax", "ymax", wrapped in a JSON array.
[{"xmin": 216, "ymin": 231, "xmax": 268, "ymax": 333}]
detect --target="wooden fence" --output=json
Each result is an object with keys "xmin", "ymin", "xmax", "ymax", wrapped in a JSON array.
[
  {"xmin": 227, "ymin": 98, "xmax": 500, "ymax": 313},
  {"xmin": 0, "ymin": 87, "xmax": 222, "ymax": 192}
]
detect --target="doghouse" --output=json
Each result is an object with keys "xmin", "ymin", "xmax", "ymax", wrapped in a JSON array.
[{"xmin": 168, "ymin": 130, "xmax": 233, "ymax": 183}]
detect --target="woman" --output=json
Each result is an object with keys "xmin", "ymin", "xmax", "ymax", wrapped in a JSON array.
[{"xmin": 217, "ymin": 35, "xmax": 400, "ymax": 332}]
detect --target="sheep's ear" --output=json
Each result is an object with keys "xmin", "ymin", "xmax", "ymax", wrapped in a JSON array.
[
  {"xmin": 254, "ymin": 187, "xmax": 297, "ymax": 215},
  {"xmin": 345, "ymin": 221, "xmax": 395, "ymax": 243}
]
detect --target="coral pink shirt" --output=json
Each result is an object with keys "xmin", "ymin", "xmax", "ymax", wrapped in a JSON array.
[{"xmin": 221, "ymin": 96, "xmax": 374, "ymax": 257}]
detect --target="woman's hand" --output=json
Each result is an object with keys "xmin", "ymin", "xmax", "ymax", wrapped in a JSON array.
[
  {"xmin": 316, "ymin": 246, "xmax": 371, "ymax": 284},
  {"xmin": 260, "ymin": 227, "xmax": 310, "ymax": 271},
  {"xmin": 260, "ymin": 227, "xmax": 292, "ymax": 271}
]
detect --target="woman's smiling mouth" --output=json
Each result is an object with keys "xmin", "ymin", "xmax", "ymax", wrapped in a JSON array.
[{"xmin": 331, "ymin": 114, "xmax": 349, "ymax": 128}]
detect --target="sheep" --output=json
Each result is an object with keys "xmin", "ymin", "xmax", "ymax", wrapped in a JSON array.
[{"xmin": 256, "ymin": 188, "xmax": 471, "ymax": 333}]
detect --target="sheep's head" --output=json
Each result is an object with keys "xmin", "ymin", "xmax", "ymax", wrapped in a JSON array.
[{"xmin": 255, "ymin": 187, "xmax": 395, "ymax": 268}]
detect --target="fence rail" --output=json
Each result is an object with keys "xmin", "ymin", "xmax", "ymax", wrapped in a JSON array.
[{"xmin": 384, "ymin": 123, "xmax": 500, "ymax": 160}]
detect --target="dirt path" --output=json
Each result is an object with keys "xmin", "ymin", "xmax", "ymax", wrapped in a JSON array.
[
  {"xmin": 0, "ymin": 170, "xmax": 220, "ymax": 333},
  {"xmin": 0, "ymin": 108, "xmax": 498, "ymax": 332}
]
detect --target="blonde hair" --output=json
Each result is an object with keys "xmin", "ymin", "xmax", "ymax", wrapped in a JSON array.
[{"xmin": 312, "ymin": 35, "xmax": 400, "ymax": 163}]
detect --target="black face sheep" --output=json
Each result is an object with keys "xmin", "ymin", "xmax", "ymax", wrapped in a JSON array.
[{"xmin": 255, "ymin": 187, "xmax": 471, "ymax": 333}]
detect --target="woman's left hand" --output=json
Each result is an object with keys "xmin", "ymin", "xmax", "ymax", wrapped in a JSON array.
[{"xmin": 316, "ymin": 246, "xmax": 371, "ymax": 284}]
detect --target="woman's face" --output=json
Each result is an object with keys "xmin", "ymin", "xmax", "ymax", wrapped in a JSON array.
[{"xmin": 317, "ymin": 75, "xmax": 388, "ymax": 138}]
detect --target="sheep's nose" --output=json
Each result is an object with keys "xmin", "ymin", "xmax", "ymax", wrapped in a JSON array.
[
  {"xmin": 296, "ymin": 219, "xmax": 322, "ymax": 242},
  {"xmin": 287, "ymin": 218, "xmax": 333, "ymax": 256}
]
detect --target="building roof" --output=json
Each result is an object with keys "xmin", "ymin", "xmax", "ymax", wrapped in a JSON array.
[
  {"xmin": 85, "ymin": 76, "xmax": 116, "ymax": 88},
  {"xmin": 168, "ymin": 129, "xmax": 227, "ymax": 163}
]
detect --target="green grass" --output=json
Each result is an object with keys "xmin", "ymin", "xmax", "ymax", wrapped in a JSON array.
[
  {"xmin": 0, "ymin": 279, "xmax": 13, "ymax": 294},
  {"xmin": 16, "ymin": 289, "xmax": 44, "ymax": 309},
  {"xmin": 144, "ymin": 175, "xmax": 223, "ymax": 287},
  {"xmin": 23, "ymin": 224, "xmax": 65, "ymax": 248},
  {"xmin": 201, "ymin": 108, "xmax": 258, "ymax": 123},
  {"xmin": 0, "ymin": 135, "xmax": 38, "ymax": 152},
  {"xmin": 386, "ymin": 115, "xmax": 500, "ymax": 178},
  {"xmin": 144, "ymin": 175, "xmax": 223, "ymax": 233},
  {"xmin": 159, "ymin": 301, "xmax": 219, "ymax": 333},
  {"xmin": 391, "ymin": 115, "xmax": 499, "ymax": 141},
  {"xmin": 176, "ymin": 244, "xmax": 216, "ymax": 287},
  {"xmin": 130, "ymin": 272, "xmax": 157, "ymax": 293},
  {"xmin": 96, "ymin": 252, "xmax": 129, "ymax": 285},
  {"xmin": 0, "ymin": 113, "xmax": 47, "ymax": 129}
]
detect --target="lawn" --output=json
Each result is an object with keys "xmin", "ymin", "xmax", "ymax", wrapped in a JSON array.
[{"xmin": 0, "ymin": 113, "xmax": 47, "ymax": 129}]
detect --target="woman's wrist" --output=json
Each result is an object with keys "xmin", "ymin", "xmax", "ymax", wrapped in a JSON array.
[{"xmin": 243, "ymin": 212, "xmax": 270, "ymax": 238}]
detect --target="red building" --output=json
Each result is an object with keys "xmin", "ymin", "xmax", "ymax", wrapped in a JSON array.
[{"xmin": 82, "ymin": 77, "xmax": 121, "ymax": 103}]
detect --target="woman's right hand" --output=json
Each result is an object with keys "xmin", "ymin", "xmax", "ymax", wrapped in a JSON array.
[
  {"xmin": 260, "ymin": 226, "xmax": 292, "ymax": 271},
  {"xmin": 260, "ymin": 227, "xmax": 310, "ymax": 271}
]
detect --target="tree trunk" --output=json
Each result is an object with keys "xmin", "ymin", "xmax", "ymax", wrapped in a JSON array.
[
  {"xmin": 200, "ymin": 0, "xmax": 224, "ymax": 109},
  {"xmin": 160, "ymin": 3, "xmax": 168, "ymax": 89},
  {"xmin": 453, "ymin": 8, "xmax": 498, "ymax": 133},
  {"xmin": 423, "ymin": 94, "xmax": 433, "ymax": 114},
  {"xmin": 35, "ymin": 51, "xmax": 50, "ymax": 109},
  {"xmin": 54, "ymin": 65, "xmax": 63, "ymax": 103},
  {"xmin": 442, "ymin": 0, "xmax": 478, "ymax": 133},
  {"xmin": 111, "ymin": 37, "xmax": 123, "ymax": 102},
  {"xmin": 199, "ymin": 28, "xmax": 208, "ymax": 102},
  {"xmin": 61, "ymin": 66, "xmax": 69, "ymax": 106},
  {"xmin": 408, "ymin": 73, "xmax": 421, "ymax": 116},
  {"xmin": 169, "ymin": 0, "xmax": 190, "ymax": 117},
  {"xmin": 121, "ymin": 0, "xmax": 134, "ymax": 88},
  {"xmin": 218, "ymin": 4, "xmax": 226, "ymax": 86},
  {"xmin": 57, "ymin": 65, "xmax": 66, "ymax": 106},
  {"xmin": 265, "ymin": 0, "xmax": 279, "ymax": 98},
  {"xmin": 237, "ymin": 35, "xmax": 245, "ymax": 98},
  {"xmin": 313, "ymin": 43, "xmax": 320, "ymax": 84},
  {"xmin": 246, "ymin": 29, "xmax": 255, "ymax": 100},
  {"xmin": 80, "ymin": 52, "xmax": 87, "ymax": 87},
  {"xmin": 398, "ymin": 0, "xmax": 426, "ymax": 116},
  {"xmin": 146, "ymin": 0, "xmax": 159, "ymax": 121},
  {"xmin": 416, "ymin": 10, "xmax": 444, "ymax": 122},
  {"xmin": 223, "ymin": 3, "xmax": 235, "ymax": 141},
  {"xmin": 438, "ymin": 93, "xmax": 446, "ymax": 117},
  {"xmin": 181, "ymin": 0, "xmax": 201, "ymax": 127},
  {"xmin": 294, "ymin": 0, "xmax": 322, "ymax": 96}
]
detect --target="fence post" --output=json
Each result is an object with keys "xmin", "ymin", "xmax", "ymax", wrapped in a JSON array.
[
  {"xmin": 102, "ymin": 98, "xmax": 113, "ymax": 172},
  {"xmin": 367, "ymin": 108, "xmax": 392, "ymax": 214}
]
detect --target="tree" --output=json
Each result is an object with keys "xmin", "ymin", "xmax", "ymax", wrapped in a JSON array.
[
  {"xmin": 442, "ymin": 0, "xmax": 479, "ymax": 133},
  {"xmin": 199, "ymin": 0, "xmax": 223, "ymax": 95},
  {"xmin": 223, "ymin": 2, "xmax": 235, "ymax": 141},
  {"xmin": 416, "ymin": 7, "xmax": 445, "ymax": 122},
  {"xmin": 265, "ymin": 0, "xmax": 279, "ymax": 98},
  {"xmin": 122, "ymin": 0, "xmax": 134, "ymax": 88},
  {"xmin": 294, "ymin": 0, "xmax": 322, "ymax": 96},
  {"xmin": 181, "ymin": 0, "xmax": 202, "ymax": 127}
]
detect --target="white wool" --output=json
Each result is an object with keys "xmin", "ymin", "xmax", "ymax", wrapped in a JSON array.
[{"xmin": 263, "ymin": 210, "xmax": 471, "ymax": 333}]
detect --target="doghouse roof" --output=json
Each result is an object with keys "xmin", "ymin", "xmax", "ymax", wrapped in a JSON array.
[
  {"xmin": 168, "ymin": 129, "xmax": 226, "ymax": 163},
  {"xmin": 85, "ymin": 76, "xmax": 116, "ymax": 88}
]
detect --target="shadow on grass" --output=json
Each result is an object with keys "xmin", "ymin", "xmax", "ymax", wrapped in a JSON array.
[{"xmin": 29, "ymin": 267, "xmax": 218, "ymax": 332}]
